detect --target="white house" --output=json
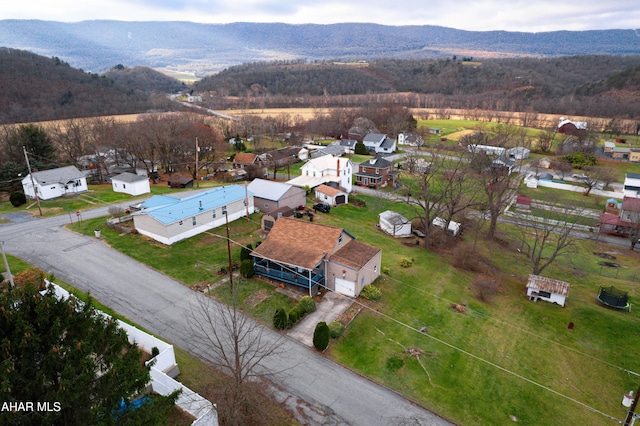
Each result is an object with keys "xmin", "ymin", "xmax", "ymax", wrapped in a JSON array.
[
  {"xmin": 363, "ymin": 133, "xmax": 397, "ymax": 154},
  {"xmin": 379, "ymin": 210, "xmax": 412, "ymax": 237},
  {"xmin": 623, "ymin": 173, "xmax": 640, "ymax": 198},
  {"xmin": 507, "ymin": 146, "xmax": 530, "ymax": 160},
  {"xmin": 21, "ymin": 165, "xmax": 88, "ymax": 200},
  {"xmin": 467, "ymin": 144, "xmax": 506, "ymax": 156},
  {"xmin": 132, "ymin": 185, "xmax": 254, "ymax": 245},
  {"xmin": 287, "ymin": 156, "xmax": 353, "ymax": 193},
  {"xmin": 397, "ymin": 132, "xmax": 424, "ymax": 147},
  {"xmin": 526, "ymin": 274, "xmax": 570, "ymax": 307},
  {"xmin": 111, "ymin": 172, "xmax": 150, "ymax": 196}
]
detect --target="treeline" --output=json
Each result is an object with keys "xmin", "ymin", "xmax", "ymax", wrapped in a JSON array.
[
  {"xmin": 0, "ymin": 48, "xmax": 176, "ymax": 124},
  {"xmin": 196, "ymin": 56, "xmax": 640, "ymax": 119}
]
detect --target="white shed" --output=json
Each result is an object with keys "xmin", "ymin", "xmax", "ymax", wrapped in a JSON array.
[
  {"xmin": 379, "ymin": 210, "xmax": 412, "ymax": 237},
  {"xmin": 432, "ymin": 217, "xmax": 460, "ymax": 236},
  {"xmin": 111, "ymin": 172, "xmax": 150, "ymax": 196},
  {"xmin": 526, "ymin": 274, "xmax": 570, "ymax": 307}
]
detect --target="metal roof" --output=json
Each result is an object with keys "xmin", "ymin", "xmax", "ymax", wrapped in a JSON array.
[
  {"xmin": 136, "ymin": 185, "xmax": 251, "ymax": 225},
  {"xmin": 247, "ymin": 178, "xmax": 299, "ymax": 201}
]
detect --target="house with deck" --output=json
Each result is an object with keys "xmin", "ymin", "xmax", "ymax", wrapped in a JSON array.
[
  {"xmin": 287, "ymin": 156, "xmax": 353, "ymax": 193},
  {"xmin": 132, "ymin": 185, "xmax": 254, "ymax": 245},
  {"xmin": 251, "ymin": 218, "xmax": 381, "ymax": 297},
  {"xmin": 21, "ymin": 165, "xmax": 88, "ymax": 200}
]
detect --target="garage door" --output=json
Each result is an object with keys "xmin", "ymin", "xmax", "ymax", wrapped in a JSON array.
[
  {"xmin": 335, "ymin": 194, "xmax": 346, "ymax": 205},
  {"xmin": 334, "ymin": 277, "xmax": 355, "ymax": 297}
]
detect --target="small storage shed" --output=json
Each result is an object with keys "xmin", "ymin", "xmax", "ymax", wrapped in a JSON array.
[
  {"xmin": 261, "ymin": 206, "xmax": 294, "ymax": 232},
  {"xmin": 526, "ymin": 274, "xmax": 570, "ymax": 307},
  {"xmin": 379, "ymin": 210, "xmax": 412, "ymax": 237},
  {"xmin": 111, "ymin": 172, "xmax": 150, "ymax": 196}
]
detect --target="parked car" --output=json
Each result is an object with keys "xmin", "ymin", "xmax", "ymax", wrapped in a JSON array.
[{"xmin": 313, "ymin": 202, "xmax": 330, "ymax": 213}]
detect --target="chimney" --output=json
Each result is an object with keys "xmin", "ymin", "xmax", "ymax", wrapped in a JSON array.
[{"xmin": 336, "ymin": 158, "xmax": 340, "ymax": 175}]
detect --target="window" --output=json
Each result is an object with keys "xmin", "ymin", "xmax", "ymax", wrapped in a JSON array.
[
  {"xmin": 538, "ymin": 290, "xmax": 551, "ymax": 298},
  {"xmin": 192, "ymin": 216, "xmax": 196, "ymax": 226},
  {"xmin": 179, "ymin": 220, "xmax": 183, "ymax": 226},
  {"xmin": 361, "ymin": 277, "xmax": 365, "ymax": 285},
  {"xmin": 374, "ymin": 265, "xmax": 378, "ymax": 272},
  {"xmin": 264, "ymin": 203, "xmax": 269, "ymax": 208},
  {"xmin": 338, "ymin": 235, "xmax": 343, "ymax": 244},
  {"xmin": 222, "ymin": 205, "xmax": 227, "ymax": 215},
  {"xmin": 212, "ymin": 209, "xmax": 216, "ymax": 218},
  {"xmin": 123, "ymin": 184, "xmax": 126, "ymax": 189}
]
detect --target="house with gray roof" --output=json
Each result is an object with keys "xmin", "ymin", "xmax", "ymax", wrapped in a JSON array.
[
  {"xmin": 363, "ymin": 133, "xmax": 397, "ymax": 154},
  {"xmin": 132, "ymin": 185, "xmax": 254, "ymax": 245},
  {"xmin": 111, "ymin": 172, "xmax": 150, "ymax": 196},
  {"xmin": 21, "ymin": 165, "xmax": 88, "ymax": 200},
  {"xmin": 247, "ymin": 178, "xmax": 306, "ymax": 213}
]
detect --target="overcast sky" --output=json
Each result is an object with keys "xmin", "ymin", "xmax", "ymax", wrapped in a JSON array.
[{"xmin": 2, "ymin": 1, "xmax": 640, "ymax": 32}]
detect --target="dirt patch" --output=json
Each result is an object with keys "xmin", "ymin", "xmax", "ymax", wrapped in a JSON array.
[{"xmin": 245, "ymin": 289, "xmax": 270, "ymax": 308}]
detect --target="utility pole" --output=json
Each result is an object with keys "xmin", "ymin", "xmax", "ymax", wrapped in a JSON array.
[
  {"xmin": 23, "ymin": 146, "xmax": 42, "ymax": 216},
  {"xmin": 244, "ymin": 183, "xmax": 250, "ymax": 222},
  {"xmin": 195, "ymin": 137, "xmax": 200, "ymax": 188},
  {"xmin": 1, "ymin": 241, "xmax": 15, "ymax": 289},
  {"xmin": 625, "ymin": 383, "xmax": 640, "ymax": 426},
  {"xmin": 225, "ymin": 211, "xmax": 233, "ymax": 291}
]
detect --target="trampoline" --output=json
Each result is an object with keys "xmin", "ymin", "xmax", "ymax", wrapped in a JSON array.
[{"xmin": 596, "ymin": 286, "xmax": 630, "ymax": 311}]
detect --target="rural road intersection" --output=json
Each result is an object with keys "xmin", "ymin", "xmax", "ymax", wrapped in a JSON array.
[{"xmin": 1, "ymin": 206, "xmax": 451, "ymax": 426}]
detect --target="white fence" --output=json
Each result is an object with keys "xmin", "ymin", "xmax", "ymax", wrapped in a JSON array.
[{"xmin": 43, "ymin": 281, "xmax": 218, "ymax": 425}]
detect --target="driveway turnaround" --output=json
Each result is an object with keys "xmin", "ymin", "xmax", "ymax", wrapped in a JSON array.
[{"xmin": 1, "ymin": 209, "xmax": 451, "ymax": 426}]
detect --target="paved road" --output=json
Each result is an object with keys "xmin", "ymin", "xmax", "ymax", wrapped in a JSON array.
[{"xmin": 0, "ymin": 209, "xmax": 451, "ymax": 426}]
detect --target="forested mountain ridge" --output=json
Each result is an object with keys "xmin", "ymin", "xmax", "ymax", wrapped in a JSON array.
[
  {"xmin": 195, "ymin": 56, "xmax": 640, "ymax": 119},
  {"xmin": 0, "ymin": 48, "xmax": 177, "ymax": 124},
  {"xmin": 1, "ymin": 20, "xmax": 639, "ymax": 75}
]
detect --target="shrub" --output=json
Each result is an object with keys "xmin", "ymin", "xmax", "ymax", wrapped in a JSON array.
[
  {"xmin": 360, "ymin": 285, "xmax": 381, "ymax": 301},
  {"xmin": 313, "ymin": 322, "xmax": 330, "ymax": 351},
  {"xmin": 382, "ymin": 266, "xmax": 391, "ymax": 275},
  {"xmin": 151, "ymin": 346, "xmax": 160, "ymax": 358},
  {"xmin": 239, "ymin": 259, "xmax": 255, "ymax": 278},
  {"xmin": 288, "ymin": 307, "xmax": 302, "ymax": 325},
  {"xmin": 386, "ymin": 356, "xmax": 405, "ymax": 372},
  {"xmin": 273, "ymin": 308, "xmax": 289, "ymax": 330},
  {"xmin": 399, "ymin": 257, "xmax": 413, "ymax": 268},
  {"xmin": 9, "ymin": 192, "xmax": 26, "ymax": 207},
  {"xmin": 240, "ymin": 245, "xmax": 252, "ymax": 261},
  {"xmin": 472, "ymin": 274, "xmax": 500, "ymax": 302},
  {"xmin": 108, "ymin": 205, "xmax": 125, "ymax": 217},
  {"xmin": 328, "ymin": 321, "xmax": 345, "ymax": 338},
  {"xmin": 298, "ymin": 296, "xmax": 316, "ymax": 314}
]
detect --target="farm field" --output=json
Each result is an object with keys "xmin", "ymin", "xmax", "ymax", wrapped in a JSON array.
[{"xmin": 66, "ymin": 192, "xmax": 640, "ymax": 426}]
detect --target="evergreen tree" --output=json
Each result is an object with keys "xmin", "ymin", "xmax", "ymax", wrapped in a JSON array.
[
  {"xmin": 0, "ymin": 283, "xmax": 164, "ymax": 425},
  {"xmin": 313, "ymin": 321, "xmax": 330, "ymax": 351}
]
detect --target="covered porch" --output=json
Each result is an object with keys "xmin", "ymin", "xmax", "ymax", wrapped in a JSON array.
[{"xmin": 253, "ymin": 258, "xmax": 324, "ymax": 296}]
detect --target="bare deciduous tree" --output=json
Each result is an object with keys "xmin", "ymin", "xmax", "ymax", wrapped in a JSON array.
[
  {"xmin": 511, "ymin": 199, "xmax": 581, "ymax": 275},
  {"xmin": 187, "ymin": 286, "xmax": 284, "ymax": 424}
]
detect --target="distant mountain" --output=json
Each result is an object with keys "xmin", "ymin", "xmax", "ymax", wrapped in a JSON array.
[
  {"xmin": 0, "ymin": 48, "xmax": 173, "ymax": 124},
  {"xmin": 1, "ymin": 20, "xmax": 639, "ymax": 75}
]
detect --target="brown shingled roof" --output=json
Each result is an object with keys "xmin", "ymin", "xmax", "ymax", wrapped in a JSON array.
[
  {"xmin": 251, "ymin": 217, "xmax": 344, "ymax": 269},
  {"xmin": 315, "ymin": 184, "xmax": 342, "ymax": 197},
  {"xmin": 329, "ymin": 240, "xmax": 381, "ymax": 270},
  {"xmin": 233, "ymin": 152, "xmax": 258, "ymax": 165}
]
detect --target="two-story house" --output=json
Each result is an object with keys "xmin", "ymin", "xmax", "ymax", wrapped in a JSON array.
[
  {"xmin": 363, "ymin": 133, "xmax": 397, "ymax": 154},
  {"xmin": 287, "ymin": 156, "xmax": 353, "ymax": 193},
  {"xmin": 354, "ymin": 157, "xmax": 397, "ymax": 188}
]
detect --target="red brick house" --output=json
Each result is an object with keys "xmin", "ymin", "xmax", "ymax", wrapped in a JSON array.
[{"xmin": 354, "ymin": 157, "xmax": 398, "ymax": 189}]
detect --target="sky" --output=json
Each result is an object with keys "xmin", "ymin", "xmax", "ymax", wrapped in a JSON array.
[{"xmin": 2, "ymin": 1, "xmax": 640, "ymax": 32}]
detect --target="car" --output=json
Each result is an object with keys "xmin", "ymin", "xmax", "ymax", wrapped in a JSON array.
[
  {"xmin": 572, "ymin": 173, "xmax": 588, "ymax": 180},
  {"xmin": 313, "ymin": 202, "xmax": 330, "ymax": 213}
]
